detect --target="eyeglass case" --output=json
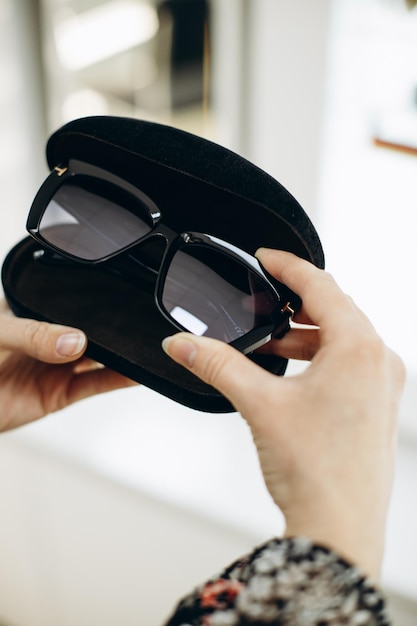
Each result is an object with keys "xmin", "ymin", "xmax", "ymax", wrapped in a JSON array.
[{"xmin": 1, "ymin": 116, "xmax": 324, "ymax": 412}]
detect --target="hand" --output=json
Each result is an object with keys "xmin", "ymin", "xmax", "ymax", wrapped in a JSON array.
[
  {"xmin": 162, "ymin": 249, "xmax": 405, "ymax": 580},
  {"xmin": 0, "ymin": 300, "xmax": 135, "ymax": 432}
]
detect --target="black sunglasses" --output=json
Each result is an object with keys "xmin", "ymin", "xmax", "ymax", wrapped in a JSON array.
[{"xmin": 27, "ymin": 159, "xmax": 298, "ymax": 354}]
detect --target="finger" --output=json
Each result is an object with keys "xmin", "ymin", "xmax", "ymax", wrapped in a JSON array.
[
  {"xmin": 72, "ymin": 358, "xmax": 105, "ymax": 374},
  {"xmin": 162, "ymin": 332, "xmax": 279, "ymax": 415},
  {"xmin": 68, "ymin": 368, "xmax": 138, "ymax": 406},
  {"xmin": 0, "ymin": 314, "xmax": 87, "ymax": 363},
  {"xmin": 0, "ymin": 299, "xmax": 11, "ymax": 314},
  {"xmin": 292, "ymin": 308, "xmax": 316, "ymax": 326},
  {"xmin": 256, "ymin": 249, "xmax": 372, "ymax": 339},
  {"xmin": 257, "ymin": 328, "xmax": 321, "ymax": 361}
]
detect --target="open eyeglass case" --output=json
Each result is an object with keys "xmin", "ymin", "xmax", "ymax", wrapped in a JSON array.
[{"xmin": 1, "ymin": 116, "xmax": 324, "ymax": 413}]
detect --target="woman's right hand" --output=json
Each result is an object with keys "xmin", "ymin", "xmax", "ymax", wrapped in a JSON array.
[{"xmin": 162, "ymin": 249, "xmax": 405, "ymax": 580}]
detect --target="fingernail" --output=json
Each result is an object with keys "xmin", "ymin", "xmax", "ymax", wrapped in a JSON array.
[
  {"xmin": 254, "ymin": 247, "xmax": 268, "ymax": 259},
  {"xmin": 56, "ymin": 332, "xmax": 86, "ymax": 357},
  {"xmin": 162, "ymin": 335, "xmax": 197, "ymax": 367}
]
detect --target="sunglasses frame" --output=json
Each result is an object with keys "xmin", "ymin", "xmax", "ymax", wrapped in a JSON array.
[{"xmin": 27, "ymin": 159, "xmax": 298, "ymax": 354}]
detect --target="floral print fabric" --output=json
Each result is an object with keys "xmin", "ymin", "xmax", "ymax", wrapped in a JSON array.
[{"xmin": 164, "ymin": 537, "xmax": 390, "ymax": 626}]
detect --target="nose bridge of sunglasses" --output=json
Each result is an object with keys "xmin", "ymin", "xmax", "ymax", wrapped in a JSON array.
[{"xmin": 125, "ymin": 226, "xmax": 176, "ymax": 273}]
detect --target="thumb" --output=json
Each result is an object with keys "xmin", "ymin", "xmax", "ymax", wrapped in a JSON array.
[
  {"xmin": 0, "ymin": 313, "xmax": 87, "ymax": 363},
  {"xmin": 162, "ymin": 332, "xmax": 276, "ymax": 414}
]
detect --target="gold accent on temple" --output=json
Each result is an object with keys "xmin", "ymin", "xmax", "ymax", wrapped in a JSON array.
[
  {"xmin": 281, "ymin": 302, "xmax": 295, "ymax": 318},
  {"xmin": 54, "ymin": 166, "xmax": 68, "ymax": 176}
]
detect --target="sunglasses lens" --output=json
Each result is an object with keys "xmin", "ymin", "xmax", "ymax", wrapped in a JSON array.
[
  {"xmin": 39, "ymin": 177, "xmax": 153, "ymax": 260},
  {"xmin": 162, "ymin": 244, "xmax": 279, "ymax": 342}
]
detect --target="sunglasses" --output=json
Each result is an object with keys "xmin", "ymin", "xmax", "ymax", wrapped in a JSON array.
[{"xmin": 27, "ymin": 159, "xmax": 298, "ymax": 354}]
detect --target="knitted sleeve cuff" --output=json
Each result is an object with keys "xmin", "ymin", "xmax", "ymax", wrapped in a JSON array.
[{"xmin": 165, "ymin": 537, "xmax": 390, "ymax": 626}]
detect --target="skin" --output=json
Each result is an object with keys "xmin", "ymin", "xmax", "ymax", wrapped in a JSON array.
[
  {"xmin": 0, "ymin": 299, "xmax": 135, "ymax": 432},
  {"xmin": 0, "ymin": 249, "xmax": 405, "ymax": 581},
  {"xmin": 162, "ymin": 249, "xmax": 405, "ymax": 581}
]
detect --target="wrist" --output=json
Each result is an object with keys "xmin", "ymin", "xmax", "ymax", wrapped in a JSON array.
[{"xmin": 284, "ymin": 513, "xmax": 386, "ymax": 581}]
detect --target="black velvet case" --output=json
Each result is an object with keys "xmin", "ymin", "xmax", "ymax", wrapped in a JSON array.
[{"xmin": 1, "ymin": 116, "xmax": 324, "ymax": 413}]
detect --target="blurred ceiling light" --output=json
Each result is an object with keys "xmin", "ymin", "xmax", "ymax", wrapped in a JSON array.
[{"xmin": 54, "ymin": 1, "xmax": 159, "ymax": 72}]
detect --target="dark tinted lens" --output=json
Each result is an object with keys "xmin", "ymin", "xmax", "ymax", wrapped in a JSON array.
[
  {"xmin": 162, "ymin": 244, "xmax": 279, "ymax": 342},
  {"xmin": 39, "ymin": 177, "xmax": 153, "ymax": 260}
]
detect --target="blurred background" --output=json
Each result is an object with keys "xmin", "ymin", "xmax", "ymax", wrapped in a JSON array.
[{"xmin": 0, "ymin": 0, "xmax": 416, "ymax": 624}]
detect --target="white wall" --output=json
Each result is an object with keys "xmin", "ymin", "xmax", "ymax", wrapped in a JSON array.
[
  {"xmin": 242, "ymin": 0, "xmax": 333, "ymax": 217},
  {"xmin": 0, "ymin": 1, "xmax": 46, "ymax": 260}
]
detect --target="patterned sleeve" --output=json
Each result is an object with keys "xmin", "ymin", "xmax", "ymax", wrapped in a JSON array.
[{"xmin": 164, "ymin": 537, "xmax": 390, "ymax": 626}]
